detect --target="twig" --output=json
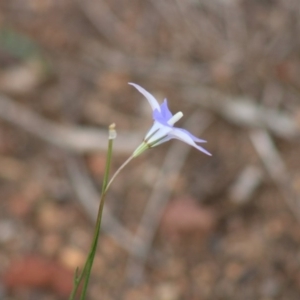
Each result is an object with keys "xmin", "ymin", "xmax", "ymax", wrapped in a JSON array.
[
  {"xmin": 76, "ymin": 0, "xmax": 140, "ymax": 51},
  {"xmin": 182, "ymin": 86, "xmax": 299, "ymax": 139},
  {"xmin": 222, "ymin": 1, "xmax": 248, "ymax": 47},
  {"xmin": 82, "ymin": 42, "xmax": 211, "ymax": 85},
  {"xmin": 249, "ymin": 129, "xmax": 300, "ymax": 221},
  {"xmin": 174, "ymin": 0, "xmax": 222, "ymax": 46},
  {"xmin": 229, "ymin": 165, "xmax": 263, "ymax": 205},
  {"xmin": 126, "ymin": 112, "xmax": 213, "ymax": 284},
  {"xmin": 0, "ymin": 93, "xmax": 141, "ymax": 154},
  {"xmin": 66, "ymin": 155, "xmax": 142, "ymax": 255}
]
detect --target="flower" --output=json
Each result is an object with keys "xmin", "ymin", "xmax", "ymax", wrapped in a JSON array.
[{"xmin": 129, "ymin": 83, "xmax": 211, "ymax": 157}]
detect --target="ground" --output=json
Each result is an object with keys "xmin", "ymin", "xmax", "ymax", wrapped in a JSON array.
[{"xmin": 0, "ymin": 0, "xmax": 300, "ymax": 299}]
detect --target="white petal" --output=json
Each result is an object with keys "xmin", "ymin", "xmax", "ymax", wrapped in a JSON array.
[
  {"xmin": 129, "ymin": 83, "xmax": 161, "ymax": 112},
  {"xmin": 169, "ymin": 128, "xmax": 212, "ymax": 156},
  {"xmin": 145, "ymin": 121, "xmax": 172, "ymax": 144},
  {"xmin": 145, "ymin": 121, "xmax": 161, "ymax": 140}
]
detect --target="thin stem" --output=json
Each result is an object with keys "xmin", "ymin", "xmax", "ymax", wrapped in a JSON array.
[
  {"xmin": 104, "ymin": 155, "xmax": 134, "ymax": 193},
  {"xmin": 78, "ymin": 155, "xmax": 134, "ymax": 299},
  {"xmin": 79, "ymin": 127, "xmax": 115, "ymax": 300},
  {"xmin": 69, "ymin": 124, "xmax": 118, "ymax": 300},
  {"xmin": 68, "ymin": 264, "xmax": 88, "ymax": 300},
  {"xmin": 69, "ymin": 123, "xmax": 137, "ymax": 300}
]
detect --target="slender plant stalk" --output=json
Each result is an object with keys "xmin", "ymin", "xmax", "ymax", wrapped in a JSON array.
[
  {"xmin": 69, "ymin": 124, "xmax": 135, "ymax": 300},
  {"xmin": 104, "ymin": 154, "xmax": 134, "ymax": 192}
]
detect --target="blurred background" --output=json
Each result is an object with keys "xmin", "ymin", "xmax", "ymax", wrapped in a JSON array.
[{"xmin": 0, "ymin": 0, "xmax": 300, "ymax": 299}]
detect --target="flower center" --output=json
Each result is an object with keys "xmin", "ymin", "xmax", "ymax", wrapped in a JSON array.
[{"xmin": 167, "ymin": 111, "xmax": 183, "ymax": 126}]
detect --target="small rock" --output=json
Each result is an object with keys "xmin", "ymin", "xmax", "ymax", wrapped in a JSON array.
[
  {"xmin": 154, "ymin": 283, "xmax": 180, "ymax": 300},
  {"xmin": 36, "ymin": 202, "xmax": 65, "ymax": 231},
  {"xmin": 0, "ymin": 59, "xmax": 45, "ymax": 95},
  {"xmin": 160, "ymin": 196, "xmax": 217, "ymax": 239}
]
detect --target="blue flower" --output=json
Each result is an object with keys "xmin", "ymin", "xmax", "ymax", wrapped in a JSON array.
[{"xmin": 129, "ymin": 83, "xmax": 211, "ymax": 157}]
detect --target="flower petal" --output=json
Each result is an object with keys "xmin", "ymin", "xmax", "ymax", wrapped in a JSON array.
[
  {"xmin": 168, "ymin": 128, "xmax": 212, "ymax": 156},
  {"xmin": 129, "ymin": 83, "xmax": 160, "ymax": 112},
  {"xmin": 153, "ymin": 109, "xmax": 171, "ymax": 126},
  {"xmin": 176, "ymin": 128, "xmax": 207, "ymax": 143},
  {"xmin": 160, "ymin": 99, "xmax": 173, "ymax": 120},
  {"xmin": 145, "ymin": 121, "xmax": 172, "ymax": 144}
]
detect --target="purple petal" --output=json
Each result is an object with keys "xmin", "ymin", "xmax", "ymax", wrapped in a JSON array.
[
  {"xmin": 153, "ymin": 109, "xmax": 171, "ymax": 126},
  {"xmin": 168, "ymin": 128, "xmax": 211, "ymax": 156},
  {"xmin": 129, "ymin": 83, "xmax": 160, "ymax": 112},
  {"xmin": 160, "ymin": 99, "xmax": 173, "ymax": 120}
]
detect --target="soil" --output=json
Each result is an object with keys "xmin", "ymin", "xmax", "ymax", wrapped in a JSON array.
[{"xmin": 0, "ymin": 0, "xmax": 300, "ymax": 299}]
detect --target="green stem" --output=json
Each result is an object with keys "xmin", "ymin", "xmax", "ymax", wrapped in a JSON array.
[
  {"xmin": 68, "ymin": 264, "xmax": 87, "ymax": 300},
  {"xmin": 69, "ymin": 124, "xmax": 114, "ymax": 300},
  {"xmin": 79, "ymin": 126, "xmax": 115, "ymax": 300},
  {"xmin": 69, "ymin": 124, "xmax": 136, "ymax": 300}
]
